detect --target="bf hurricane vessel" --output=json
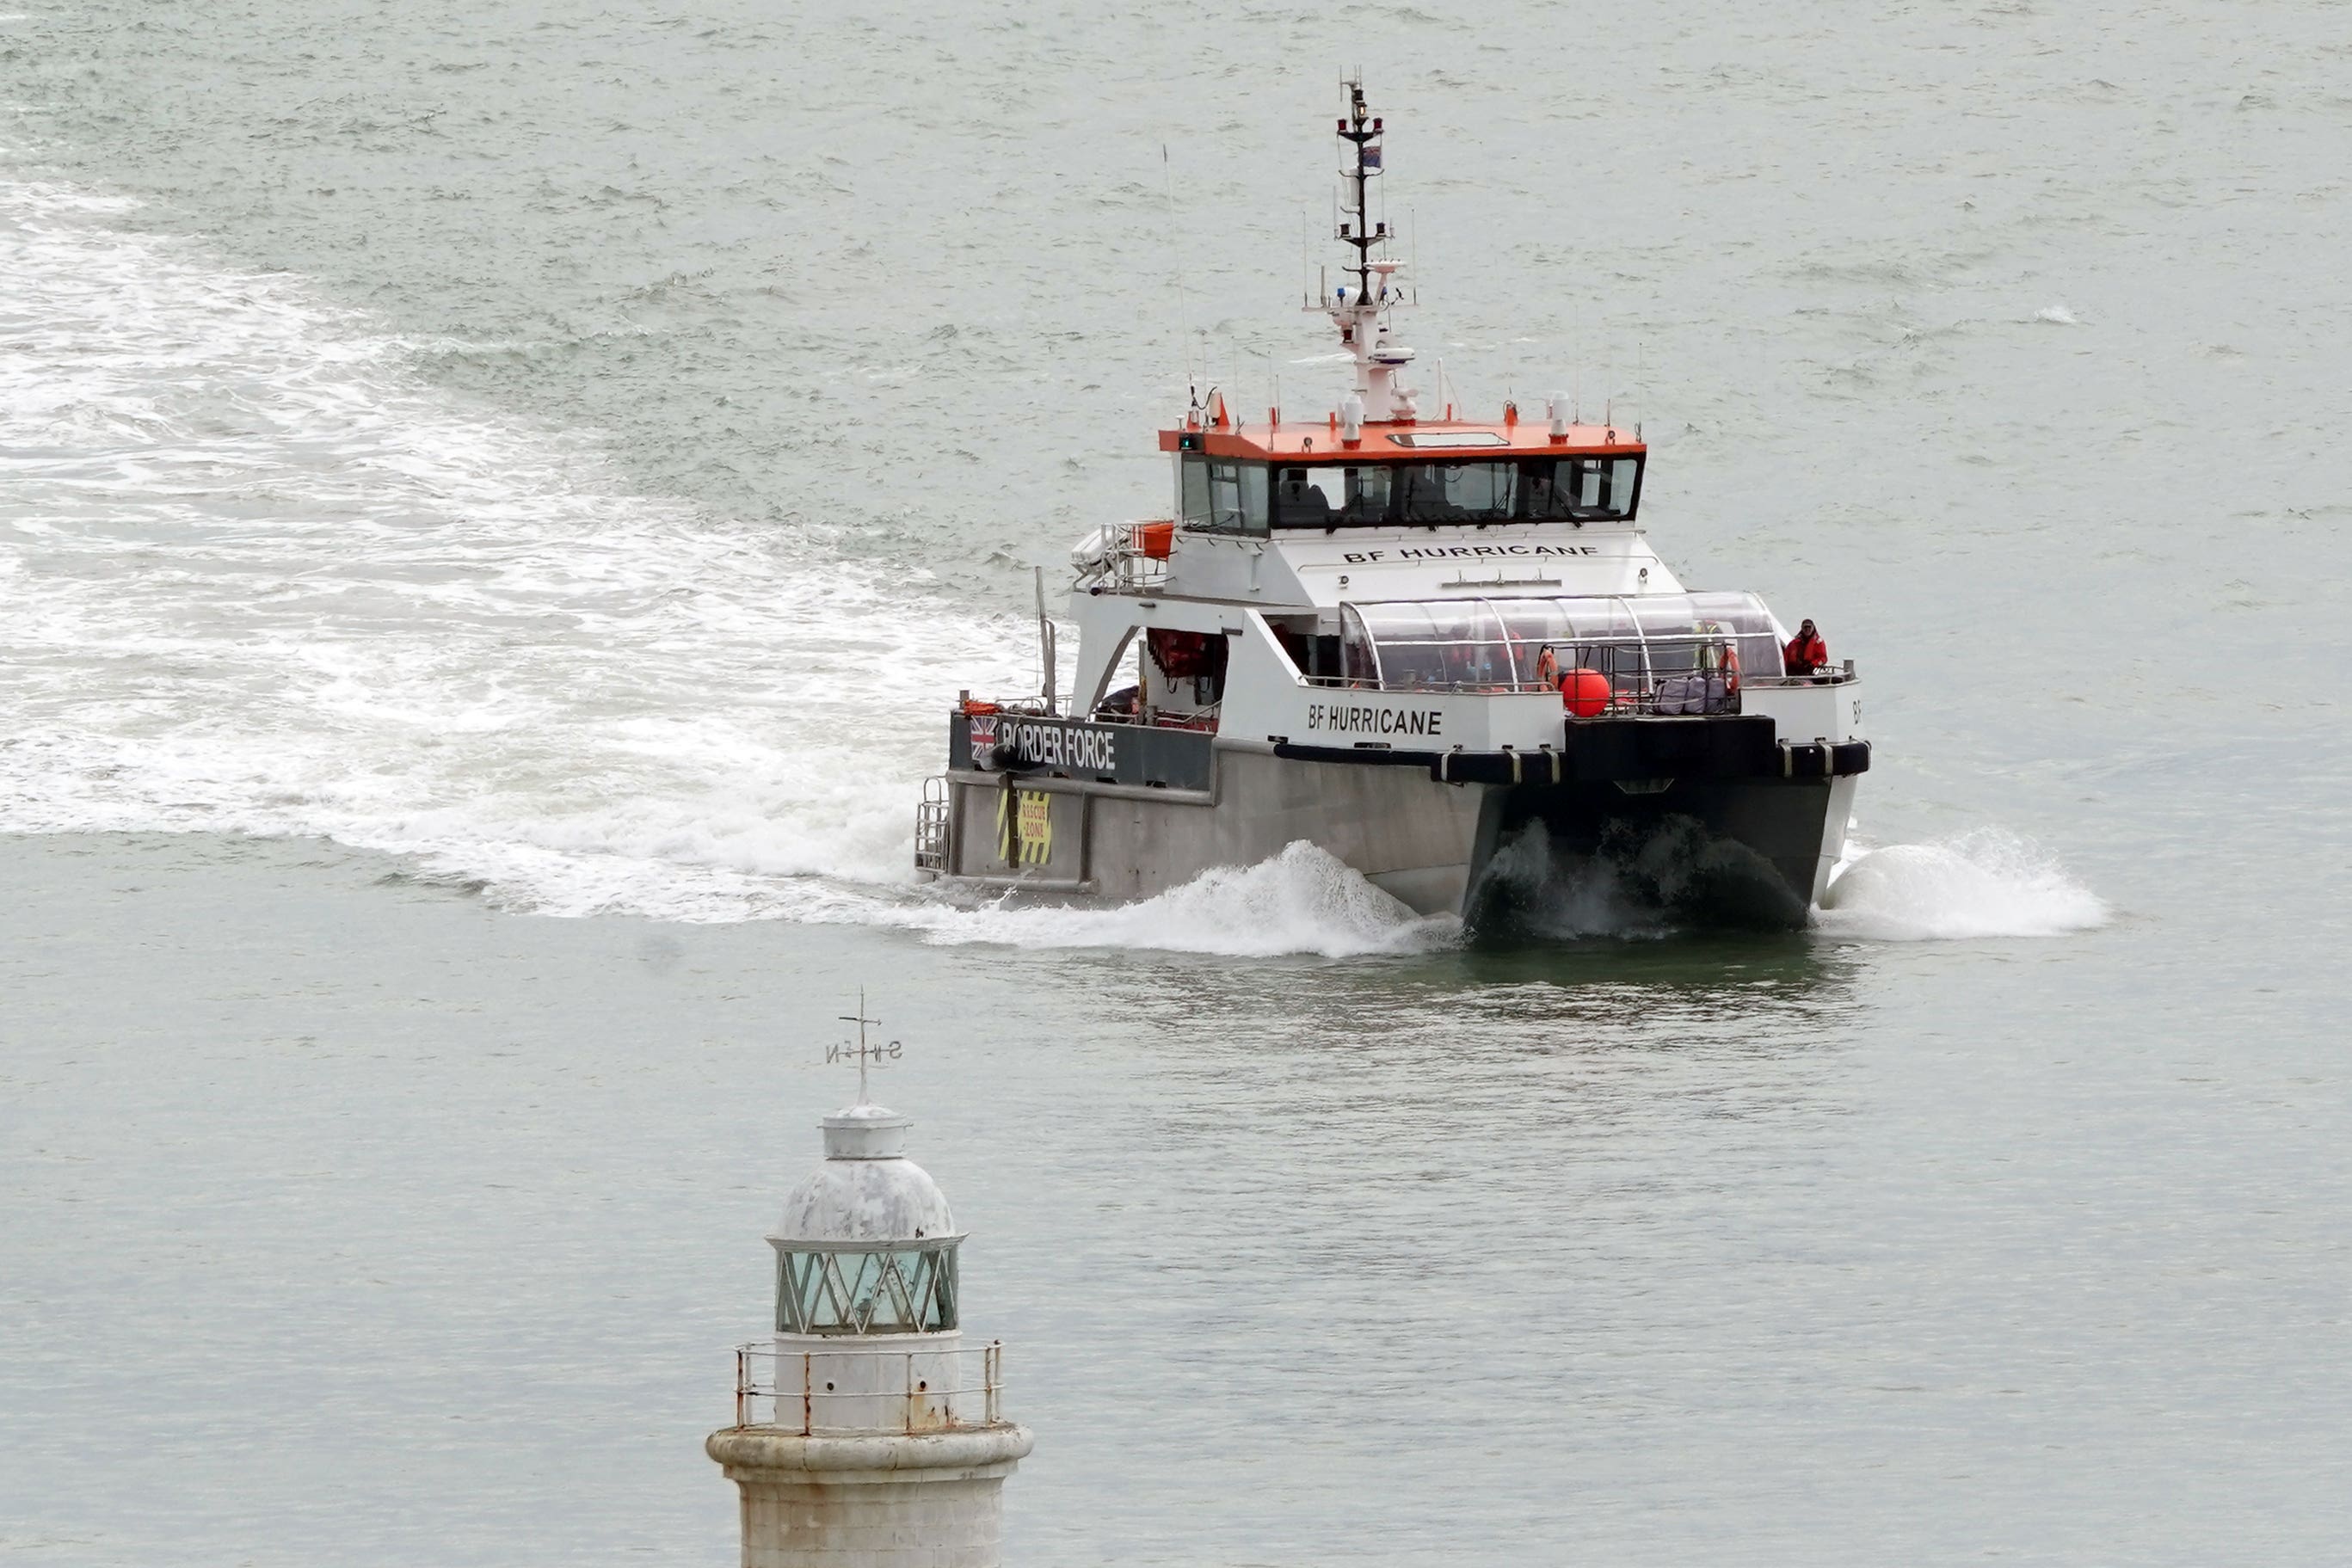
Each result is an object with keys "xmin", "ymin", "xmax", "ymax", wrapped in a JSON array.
[{"xmin": 915, "ymin": 82, "xmax": 1869, "ymax": 928}]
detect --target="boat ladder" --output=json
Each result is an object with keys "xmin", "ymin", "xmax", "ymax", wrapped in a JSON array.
[{"xmin": 913, "ymin": 776, "xmax": 951, "ymax": 873}]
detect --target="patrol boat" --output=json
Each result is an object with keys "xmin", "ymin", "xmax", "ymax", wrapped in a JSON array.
[{"xmin": 914, "ymin": 81, "xmax": 1869, "ymax": 928}]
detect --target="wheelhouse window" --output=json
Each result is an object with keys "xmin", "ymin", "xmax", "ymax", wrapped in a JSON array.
[
  {"xmin": 1524, "ymin": 456, "xmax": 1641, "ymax": 522},
  {"xmin": 1178, "ymin": 454, "xmax": 1268, "ymax": 535},
  {"xmin": 1263, "ymin": 456, "xmax": 1644, "ymax": 529},
  {"xmin": 1398, "ymin": 462, "xmax": 1518, "ymax": 523}
]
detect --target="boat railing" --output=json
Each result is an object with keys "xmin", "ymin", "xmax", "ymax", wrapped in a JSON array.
[
  {"xmin": 1296, "ymin": 642, "xmax": 1856, "ymax": 714},
  {"xmin": 1071, "ymin": 521, "xmax": 1173, "ymax": 593},
  {"xmin": 729, "ymin": 1341, "xmax": 1008, "ymax": 1435}
]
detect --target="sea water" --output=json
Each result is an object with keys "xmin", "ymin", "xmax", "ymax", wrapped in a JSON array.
[{"xmin": 3, "ymin": 2, "xmax": 2349, "ymax": 1563}]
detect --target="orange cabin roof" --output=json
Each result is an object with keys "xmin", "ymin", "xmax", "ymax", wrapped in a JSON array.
[{"xmin": 1156, "ymin": 419, "xmax": 1647, "ymax": 462}]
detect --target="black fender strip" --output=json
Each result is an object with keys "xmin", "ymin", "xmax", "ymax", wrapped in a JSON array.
[
  {"xmin": 1275, "ymin": 727, "xmax": 1868, "ymax": 783},
  {"xmin": 1779, "ymin": 739, "xmax": 1872, "ymax": 778},
  {"xmin": 1271, "ymin": 742, "xmax": 1444, "ymax": 769}
]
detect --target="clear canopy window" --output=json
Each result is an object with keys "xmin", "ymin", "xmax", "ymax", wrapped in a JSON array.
[
  {"xmin": 776, "ymin": 1243, "xmax": 960, "ymax": 1336},
  {"xmin": 1336, "ymin": 592, "xmax": 1785, "ymax": 695}
]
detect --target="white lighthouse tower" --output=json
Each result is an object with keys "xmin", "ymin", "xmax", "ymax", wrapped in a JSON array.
[{"xmin": 707, "ymin": 1025, "xmax": 1031, "ymax": 1568}]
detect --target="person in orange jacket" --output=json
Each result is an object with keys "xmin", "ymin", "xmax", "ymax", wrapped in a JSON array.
[{"xmin": 1783, "ymin": 618, "xmax": 1828, "ymax": 676}]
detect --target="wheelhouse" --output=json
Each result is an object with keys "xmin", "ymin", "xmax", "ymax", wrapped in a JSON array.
[{"xmin": 1175, "ymin": 452, "xmax": 1644, "ymax": 534}]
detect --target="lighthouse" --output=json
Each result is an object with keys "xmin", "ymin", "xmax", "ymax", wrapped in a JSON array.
[{"xmin": 707, "ymin": 1032, "xmax": 1031, "ymax": 1568}]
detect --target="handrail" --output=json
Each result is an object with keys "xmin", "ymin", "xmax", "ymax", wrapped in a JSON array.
[
  {"xmin": 1320, "ymin": 618, "xmax": 1855, "ymax": 707},
  {"xmin": 1071, "ymin": 521, "xmax": 1172, "ymax": 593},
  {"xmin": 730, "ymin": 1341, "xmax": 1010, "ymax": 1436},
  {"xmin": 1296, "ymin": 669, "xmax": 1856, "ymax": 695}
]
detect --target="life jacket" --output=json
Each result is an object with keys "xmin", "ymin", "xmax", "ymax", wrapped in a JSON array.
[{"xmin": 1784, "ymin": 633, "xmax": 1826, "ymax": 673}]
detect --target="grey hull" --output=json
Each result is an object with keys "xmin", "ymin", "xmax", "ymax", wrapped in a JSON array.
[{"xmin": 933, "ymin": 745, "xmax": 1854, "ymax": 929}]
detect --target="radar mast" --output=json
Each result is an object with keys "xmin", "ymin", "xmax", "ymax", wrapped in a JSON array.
[{"xmin": 1327, "ymin": 77, "xmax": 1418, "ymax": 425}]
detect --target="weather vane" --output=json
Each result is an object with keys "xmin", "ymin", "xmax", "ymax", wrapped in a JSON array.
[{"xmin": 828, "ymin": 989, "xmax": 902, "ymax": 1104}]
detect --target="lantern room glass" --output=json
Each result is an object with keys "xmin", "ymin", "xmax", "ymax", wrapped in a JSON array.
[{"xmin": 775, "ymin": 1242, "xmax": 961, "ymax": 1336}]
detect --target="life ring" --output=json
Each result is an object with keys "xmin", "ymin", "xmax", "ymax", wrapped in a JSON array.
[{"xmin": 1696, "ymin": 621, "xmax": 1740, "ymax": 693}]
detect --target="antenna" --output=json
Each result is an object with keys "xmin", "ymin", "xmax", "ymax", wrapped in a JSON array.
[
  {"xmin": 1034, "ymin": 566, "xmax": 1056, "ymax": 712},
  {"xmin": 1605, "ymin": 330, "xmax": 1613, "ymax": 434},
  {"xmin": 1162, "ymin": 143, "xmax": 1197, "ymax": 406},
  {"xmin": 1300, "ymin": 202, "xmax": 1314, "ymax": 310},
  {"xmin": 830, "ymin": 990, "xmax": 903, "ymax": 1105},
  {"xmin": 1335, "ymin": 73, "xmax": 1379, "ymax": 311},
  {"xmin": 1573, "ymin": 300, "xmax": 1582, "ymax": 425},
  {"xmin": 1313, "ymin": 77, "xmax": 1418, "ymax": 421}
]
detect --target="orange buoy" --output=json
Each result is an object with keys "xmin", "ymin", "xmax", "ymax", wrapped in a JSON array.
[{"xmin": 1561, "ymin": 668, "xmax": 1610, "ymax": 718}]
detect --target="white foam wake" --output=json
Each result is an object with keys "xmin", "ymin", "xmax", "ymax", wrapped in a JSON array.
[
  {"xmin": 1815, "ymin": 828, "xmax": 2108, "ymax": 941},
  {"xmin": 0, "ymin": 177, "xmax": 1032, "ymax": 921},
  {"xmin": 895, "ymin": 841, "xmax": 1459, "ymax": 958},
  {"xmin": 0, "ymin": 181, "xmax": 2113, "ymax": 955}
]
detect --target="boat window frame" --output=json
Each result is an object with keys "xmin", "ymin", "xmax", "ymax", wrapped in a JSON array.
[
  {"xmin": 1177, "ymin": 454, "xmax": 1212, "ymax": 528},
  {"xmin": 1179, "ymin": 455, "xmax": 1270, "ymax": 536},
  {"xmin": 1262, "ymin": 455, "xmax": 1646, "ymax": 530}
]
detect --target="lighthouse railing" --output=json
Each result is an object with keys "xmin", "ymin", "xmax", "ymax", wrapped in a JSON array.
[{"xmin": 730, "ymin": 1340, "xmax": 1011, "ymax": 1436}]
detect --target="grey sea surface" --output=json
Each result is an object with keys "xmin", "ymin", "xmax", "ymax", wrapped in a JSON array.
[{"xmin": 3, "ymin": 1, "xmax": 2350, "ymax": 1564}]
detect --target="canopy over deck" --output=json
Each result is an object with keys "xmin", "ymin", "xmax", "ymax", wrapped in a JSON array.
[{"xmin": 1338, "ymin": 591, "xmax": 1785, "ymax": 694}]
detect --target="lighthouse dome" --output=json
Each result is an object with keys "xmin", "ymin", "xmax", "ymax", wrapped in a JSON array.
[{"xmin": 773, "ymin": 1103, "xmax": 957, "ymax": 1244}]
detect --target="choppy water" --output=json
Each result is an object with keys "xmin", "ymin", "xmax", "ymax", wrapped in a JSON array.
[{"xmin": 3, "ymin": 2, "xmax": 2349, "ymax": 1564}]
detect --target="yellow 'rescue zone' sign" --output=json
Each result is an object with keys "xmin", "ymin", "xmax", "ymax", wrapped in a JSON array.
[{"xmin": 995, "ymin": 787, "xmax": 1054, "ymax": 866}]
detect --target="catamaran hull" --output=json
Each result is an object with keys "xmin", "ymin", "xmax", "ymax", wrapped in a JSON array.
[{"xmin": 927, "ymin": 745, "xmax": 1860, "ymax": 930}]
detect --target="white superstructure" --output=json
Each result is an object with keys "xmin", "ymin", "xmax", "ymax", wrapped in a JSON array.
[{"xmin": 918, "ymin": 80, "xmax": 1870, "ymax": 929}]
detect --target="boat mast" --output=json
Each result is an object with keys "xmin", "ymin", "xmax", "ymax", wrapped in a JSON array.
[{"xmin": 1328, "ymin": 77, "xmax": 1417, "ymax": 425}]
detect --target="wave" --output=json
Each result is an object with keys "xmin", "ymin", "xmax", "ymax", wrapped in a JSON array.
[
  {"xmin": 0, "ymin": 177, "xmax": 1033, "ymax": 922},
  {"xmin": 0, "ymin": 181, "xmax": 2115, "ymax": 955},
  {"xmin": 1815, "ymin": 828, "xmax": 2109, "ymax": 941},
  {"xmin": 894, "ymin": 841, "xmax": 1460, "ymax": 959}
]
